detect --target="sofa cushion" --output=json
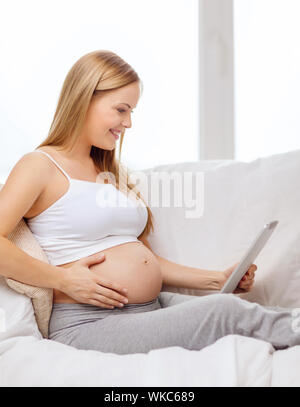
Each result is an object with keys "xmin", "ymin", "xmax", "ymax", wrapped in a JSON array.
[{"xmin": 141, "ymin": 150, "xmax": 300, "ymax": 308}]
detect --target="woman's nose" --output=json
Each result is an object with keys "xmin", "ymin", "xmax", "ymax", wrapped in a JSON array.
[{"xmin": 122, "ymin": 117, "xmax": 132, "ymax": 129}]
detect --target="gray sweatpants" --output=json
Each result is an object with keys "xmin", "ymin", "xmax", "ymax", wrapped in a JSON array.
[{"xmin": 48, "ymin": 291, "xmax": 299, "ymax": 355}]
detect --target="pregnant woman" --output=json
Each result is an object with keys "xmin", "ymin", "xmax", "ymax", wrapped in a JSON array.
[{"xmin": 0, "ymin": 50, "xmax": 299, "ymax": 355}]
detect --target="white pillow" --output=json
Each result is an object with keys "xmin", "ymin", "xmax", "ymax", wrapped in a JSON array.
[
  {"xmin": 0, "ymin": 275, "xmax": 42, "ymax": 354},
  {"xmin": 141, "ymin": 149, "xmax": 300, "ymax": 309}
]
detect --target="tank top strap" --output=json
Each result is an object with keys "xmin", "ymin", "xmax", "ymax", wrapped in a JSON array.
[{"xmin": 34, "ymin": 149, "xmax": 71, "ymax": 181}]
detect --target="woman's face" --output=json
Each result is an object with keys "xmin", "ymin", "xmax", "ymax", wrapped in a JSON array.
[{"xmin": 82, "ymin": 81, "xmax": 140, "ymax": 151}]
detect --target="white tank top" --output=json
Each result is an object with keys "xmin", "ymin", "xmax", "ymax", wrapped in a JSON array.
[{"xmin": 26, "ymin": 150, "xmax": 148, "ymax": 266}]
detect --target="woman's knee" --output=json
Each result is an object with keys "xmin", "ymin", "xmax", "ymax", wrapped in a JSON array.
[{"xmin": 210, "ymin": 293, "xmax": 241, "ymax": 313}]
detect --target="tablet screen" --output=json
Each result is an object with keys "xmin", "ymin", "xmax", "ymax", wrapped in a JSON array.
[{"xmin": 220, "ymin": 220, "xmax": 278, "ymax": 294}]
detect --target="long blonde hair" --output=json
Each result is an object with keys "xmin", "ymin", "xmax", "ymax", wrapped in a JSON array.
[{"xmin": 36, "ymin": 50, "xmax": 154, "ymax": 238}]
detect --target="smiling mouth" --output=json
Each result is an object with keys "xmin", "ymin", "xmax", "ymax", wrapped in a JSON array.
[{"xmin": 109, "ymin": 129, "xmax": 120, "ymax": 140}]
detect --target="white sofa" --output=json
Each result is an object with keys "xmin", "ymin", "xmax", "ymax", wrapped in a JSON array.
[{"xmin": 1, "ymin": 149, "xmax": 300, "ymax": 386}]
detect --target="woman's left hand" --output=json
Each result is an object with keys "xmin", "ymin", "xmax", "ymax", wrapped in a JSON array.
[{"xmin": 222, "ymin": 263, "xmax": 257, "ymax": 294}]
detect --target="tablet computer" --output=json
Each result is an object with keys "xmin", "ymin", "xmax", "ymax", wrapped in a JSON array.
[{"xmin": 220, "ymin": 220, "xmax": 279, "ymax": 294}]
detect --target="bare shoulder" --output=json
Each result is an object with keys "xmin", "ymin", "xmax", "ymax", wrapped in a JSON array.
[
  {"xmin": 0, "ymin": 151, "xmax": 53, "ymax": 237},
  {"xmin": 18, "ymin": 150, "xmax": 55, "ymax": 178},
  {"xmin": 6, "ymin": 150, "xmax": 54, "ymax": 183}
]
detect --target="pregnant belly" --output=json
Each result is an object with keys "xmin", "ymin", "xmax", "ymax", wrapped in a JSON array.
[{"xmin": 53, "ymin": 241, "xmax": 163, "ymax": 304}]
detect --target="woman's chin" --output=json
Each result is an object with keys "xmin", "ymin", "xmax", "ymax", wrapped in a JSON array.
[{"xmin": 92, "ymin": 143, "xmax": 115, "ymax": 151}]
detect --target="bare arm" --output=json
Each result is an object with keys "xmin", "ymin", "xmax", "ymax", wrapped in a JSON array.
[
  {"xmin": 138, "ymin": 235, "xmax": 224, "ymax": 290},
  {"xmin": 138, "ymin": 235, "xmax": 256, "ymax": 292},
  {"xmin": 0, "ymin": 153, "xmax": 64, "ymax": 290},
  {"xmin": 156, "ymin": 254, "xmax": 223, "ymax": 290},
  {"xmin": 0, "ymin": 154, "xmax": 129, "ymax": 308},
  {"xmin": 0, "ymin": 236, "xmax": 64, "ymax": 289}
]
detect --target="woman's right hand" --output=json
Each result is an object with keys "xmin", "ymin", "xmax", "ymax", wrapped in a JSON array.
[{"xmin": 58, "ymin": 252, "xmax": 128, "ymax": 308}]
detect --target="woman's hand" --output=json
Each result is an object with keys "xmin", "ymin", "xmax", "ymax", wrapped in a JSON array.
[
  {"xmin": 58, "ymin": 252, "xmax": 129, "ymax": 308},
  {"xmin": 222, "ymin": 262, "xmax": 257, "ymax": 294}
]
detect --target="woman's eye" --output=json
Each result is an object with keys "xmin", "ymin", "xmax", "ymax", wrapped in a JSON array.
[{"xmin": 117, "ymin": 109, "xmax": 134, "ymax": 114}]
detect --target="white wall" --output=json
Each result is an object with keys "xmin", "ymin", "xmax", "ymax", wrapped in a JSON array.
[
  {"xmin": 234, "ymin": 0, "xmax": 300, "ymax": 161},
  {"xmin": 0, "ymin": 0, "xmax": 199, "ymax": 183}
]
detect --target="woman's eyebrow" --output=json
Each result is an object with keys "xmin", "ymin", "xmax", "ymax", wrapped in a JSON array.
[{"xmin": 120, "ymin": 103, "xmax": 132, "ymax": 108}]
